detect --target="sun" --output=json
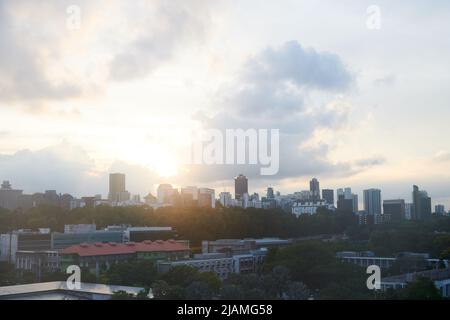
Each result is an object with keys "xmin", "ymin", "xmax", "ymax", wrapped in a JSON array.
[{"xmin": 120, "ymin": 142, "xmax": 178, "ymax": 178}]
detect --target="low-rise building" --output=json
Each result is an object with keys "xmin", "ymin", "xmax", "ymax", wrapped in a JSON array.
[
  {"xmin": 157, "ymin": 249, "xmax": 268, "ymax": 280},
  {"xmin": 0, "ymin": 230, "xmax": 51, "ymax": 264},
  {"xmin": 202, "ymin": 238, "xmax": 291, "ymax": 255},
  {"xmin": 380, "ymin": 268, "xmax": 450, "ymax": 298},
  {"xmin": 15, "ymin": 250, "xmax": 60, "ymax": 280},
  {"xmin": 0, "ymin": 281, "xmax": 150, "ymax": 300},
  {"xmin": 60, "ymin": 240, "xmax": 190, "ymax": 276}
]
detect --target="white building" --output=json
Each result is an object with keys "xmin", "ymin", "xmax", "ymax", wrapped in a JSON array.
[
  {"xmin": 291, "ymin": 200, "xmax": 334, "ymax": 216},
  {"xmin": 405, "ymin": 203, "xmax": 414, "ymax": 220},
  {"xmin": 64, "ymin": 224, "xmax": 97, "ymax": 234},
  {"xmin": 219, "ymin": 192, "xmax": 232, "ymax": 207},
  {"xmin": 157, "ymin": 184, "xmax": 174, "ymax": 204}
]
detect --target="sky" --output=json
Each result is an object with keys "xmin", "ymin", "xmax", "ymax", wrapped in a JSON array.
[{"xmin": 0, "ymin": 0, "xmax": 450, "ymax": 207}]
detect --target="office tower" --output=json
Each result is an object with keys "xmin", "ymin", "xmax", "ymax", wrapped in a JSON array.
[
  {"xmin": 157, "ymin": 184, "xmax": 174, "ymax": 204},
  {"xmin": 180, "ymin": 186, "xmax": 198, "ymax": 206},
  {"xmin": 309, "ymin": 178, "xmax": 320, "ymax": 202},
  {"xmin": 352, "ymin": 194, "xmax": 359, "ymax": 212},
  {"xmin": 108, "ymin": 173, "xmax": 130, "ymax": 202},
  {"xmin": 267, "ymin": 187, "xmax": 274, "ymax": 199},
  {"xmin": 383, "ymin": 199, "xmax": 406, "ymax": 221},
  {"xmin": 294, "ymin": 190, "xmax": 312, "ymax": 201},
  {"xmin": 322, "ymin": 189, "xmax": 334, "ymax": 205},
  {"xmin": 435, "ymin": 205, "xmax": 445, "ymax": 215},
  {"xmin": 198, "ymin": 188, "xmax": 215, "ymax": 208},
  {"xmin": 234, "ymin": 174, "xmax": 248, "ymax": 200},
  {"xmin": 44, "ymin": 190, "xmax": 60, "ymax": 206},
  {"xmin": 363, "ymin": 189, "xmax": 382, "ymax": 215},
  {"xmin": 337, "ymin": 188, "xmax": 357, "ymax": 213},
  {"xmin": 404, "ymin": 203, "xmax": 414, "ymax": 220},
  {"xmin": 0, "ymin": 181, "xmax": 23, "ymax": 210},
  {"xmin": 412, "ymin": 185, "xmax": 432, "ymax": 220},
  {"xmin": 219, "ymin": 192, "xmax": 232, "ymax": 207}
]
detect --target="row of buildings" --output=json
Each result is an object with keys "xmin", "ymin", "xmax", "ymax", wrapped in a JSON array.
[
  {"xmin": 0, "ymin": 221, "xmax": 291, "ymax": 281},
  {"xmin": 1, "ymin": 174, "xmax": 448, "ymax": 224}
]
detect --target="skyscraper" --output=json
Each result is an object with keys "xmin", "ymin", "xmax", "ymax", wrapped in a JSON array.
[
  {"xmin": 157, "ymin": 184, "xmax": 174, "ymax": 204},
  {"xmin": 363, "ymin": 189, "xmax": 382, "ymax": 216},
  {"xmin": 352, "ymin": 194, "xmax": 359, "ymax": 213},
  {"xmin": 267, "ymin": 187, "xmax": 274, "ymax": 199},
  {"xmin": 412, "ymin": 185, "xmax": 431, "ymax": 220},
  {"xmin": 198, "ymin": 188, "xmax": 216, "ymax": 208},
  {"xmin": 383, "ymin": 199, "xmax": 406, "ymax": 221},
  {"xmin": 435, "ymin": 205, "xmax": 445, "ymax": 215},
  {"xmin": 234, "ymin": 174, "xmax": 248, "ymax": 200},
  {"xmin": 322, "ymin": 189, "xmax": 334, "ymax": 205},
  {"xmin": 108, "ymin": 173, "xmax": 130, "ymax": 202},
  {"xmin": 309, "ymin": 178, "xmax": 320, "ymax": 202},
  {"xmin": 337, "ymin": 188, "xmax": 357, "ymax": 213}
]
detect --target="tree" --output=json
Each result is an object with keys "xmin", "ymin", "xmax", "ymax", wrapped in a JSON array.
[
  {"xmin": 401, "ymin": 277, "xmax": 442, "ymax": 300},
  {"xmin": 185, "ymin": 281, "xmax": 213, "ymax": 300},
  {"xmin": 284, "ymin": 282, "xmax": 310, "ymax": 300},
  {"xmin": 220, "ymin": 284, "xmax": 245, "ymax": 300}
]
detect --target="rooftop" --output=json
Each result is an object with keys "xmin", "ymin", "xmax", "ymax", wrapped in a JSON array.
[
  {"xmin": 61, "ymin": 240, "xmax": 189, "ymax": 257},
  {"xmin": 382, "ymin": 268, "xmax": 450, "ymax": 284},
  {"xmin": 0, "ymin": 281, "xmax": 148, "ymax": 300}
]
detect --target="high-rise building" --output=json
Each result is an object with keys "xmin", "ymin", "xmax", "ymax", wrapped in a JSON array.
[
  {"xmin": 219, "ymin": 192, "xmax": 232, "ymax": 207},
  {"xmin": 267, "ymin": 187, "xmax": 274, "ymax": 199},
  {"xmin": 181, "ymin": 186, "xmax": 198, "ymax": 206},
  {"xmin": 405, "ymin": 203, "xmax": 414, "ymax": 220},
  {"xmin": 352, "ymin": 194, "xmax": 359, "ymax": 212},
  {"xmin": 198, "ymin": 188, "xmax": 215, "ymax": 208},
  {"xmin": 108, "ymin": 173, "xmax": 130, "ymax": 202},
  {"xmin": 363, "ymin": 189, "xmax": 382, "ymax": 216},
  {"xmin": 337, "ymin": 188, "xmax": 358, "ymax": 213},
  {"xmin": 157, "ymin": 184, "xmax": 174, "ymax": 204},
  {"xmin": 383, "ymin": 199, "xmax": 406, "ymax": 221},
  {"xmin": 435, "ymin": 205, "xmax": 445, "ymax": 215},
  {"xmin": 322, "ymin": 189, "xmax": 334, "ymax": 205},
  {"xmin": 412, "ymin": 185, "xmax": 431, "ymax": 220},
  {"xmin": 234, "ymin": 174, "xmax": 248, "ymax": 200},
  {"xmin": 309, "ymin": 178, "xmax": 320, "ymax": 202}
]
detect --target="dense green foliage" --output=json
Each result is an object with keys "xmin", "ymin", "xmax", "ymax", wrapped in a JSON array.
[{"xmin": 0, "ymin": 205, "xmax": 358, "ymax": 245}]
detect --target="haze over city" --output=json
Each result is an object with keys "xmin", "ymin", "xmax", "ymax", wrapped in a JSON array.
[{"xmin": 0, "ymin": 0, "xmax": 450, "ymax": 207}]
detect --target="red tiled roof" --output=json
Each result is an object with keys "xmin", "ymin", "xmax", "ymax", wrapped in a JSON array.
[{"xmin": 60, "ymin": 240, "xmax": 189, "ymax": 257}]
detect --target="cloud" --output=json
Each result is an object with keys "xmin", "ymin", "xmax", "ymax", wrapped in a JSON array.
[
  {"xmin": 433, "ymin": 151, "xmax": 450, "ymax": 162},
  {"xmin": 185, "ymin": 41, "xmax": 371, "ymax": 183},
  {"xmin": 0, "ymin": 0, "xmax": 216, "ymax": 107},
  {"xmin": 373, "ymin": 74, "xmax": 396, "ymax": 87},
  {"xmin": 108, "ymin": 0, "xmax": 213, "ymax": 81},
  {"xmin": 0, "ymin": 142, "xmax": 97, "ymax": 195},
  {"xmin": 0, "ymin": 142, "xmax": 161, "ymax": 197},
  {"xmin": 0, "ymin": 1, "xmax": 84, "ymax": 105}
]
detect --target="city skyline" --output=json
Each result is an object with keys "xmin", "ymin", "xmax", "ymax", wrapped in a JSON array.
[
  {"xmin": 0, "ymin": 1, "xmax": 450, "ymax": 207},
  {"xmin": 0, "ymin": 173, "xmax": 448, "ymax": 215}
]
